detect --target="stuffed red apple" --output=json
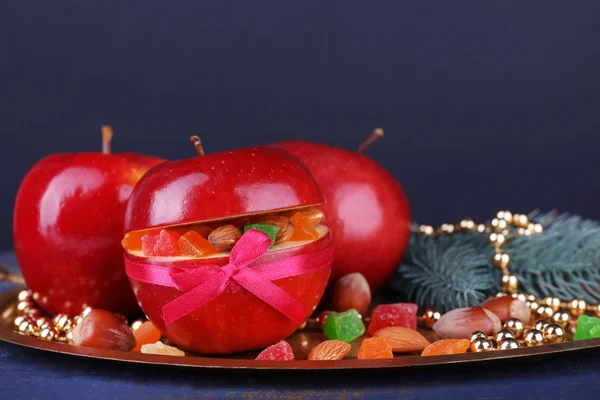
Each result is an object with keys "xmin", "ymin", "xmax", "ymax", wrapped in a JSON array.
[
  {"xmin": 13, "ymin": 127, "xmax": 165, "ymax": 315},
  {"xmin": 122, "ymin": 142, "xmax": 333, "ymax": 355},
  {"xmin": 277, "ymin": 129, "xmax": 411, "ymax": 292}
]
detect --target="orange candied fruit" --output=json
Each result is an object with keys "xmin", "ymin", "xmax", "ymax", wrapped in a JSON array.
[
  {"xmin": 421, "ymin": 339, "xmax": 470, "ymax": 357},
  {"xmin": 288, "ymin": 212, "xmax": 319, "ymax": 241},
  {"xmin": 179, "ymin": 230, "xmax": 219, "ymax": 257},
  {"xmin": 133, "ymin": 321, "xmax": 162, "ymax": 352},
  {"xmin": 357, "ymin": 337, "xmax": 394, "ymax": 359},
  {"xmin": 121, "ymin": 231, "xmax": 146, "ymax": 251}
]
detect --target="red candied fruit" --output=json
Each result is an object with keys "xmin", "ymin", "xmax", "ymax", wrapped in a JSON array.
[
  {"xmin": 179, "ymin": 230, "xmax": 219, "ymax": 257},
  {"xmin": 367, "ymin": 303, "xmax": 418, "ymax": 336},
  {"xmin": 255, "ymin": 340, "xmax": 295, "ymax": 361},
  {"xmin": 141, "ymin": 229, "xmax": 181, "ymax": 257},
  {"xmin": 288, "ymin": 212, "xmax": 319, "ymax": 241}
]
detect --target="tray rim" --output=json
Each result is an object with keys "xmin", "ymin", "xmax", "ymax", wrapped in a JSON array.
[{"xmin": 2, "ymin": 286, "xmax": 600, "ymax": 371}]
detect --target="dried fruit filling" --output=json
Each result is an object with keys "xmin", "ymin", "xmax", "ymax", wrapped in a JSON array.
[{"xmin": 122, "ymin": 208, "xmax": 326, "ymax": 258}]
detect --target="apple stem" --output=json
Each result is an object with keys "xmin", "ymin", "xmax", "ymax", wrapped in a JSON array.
[
  {"xmin": 190, "ymin": 135, "xmax": 205, "ymax": 156},
  {"xmin": 101, "ymin": 125, "xmax": 113, "ymax": 155},
  {"xmin": 357, "ymin": 128, "xmax": 384, "ymax": 153}
]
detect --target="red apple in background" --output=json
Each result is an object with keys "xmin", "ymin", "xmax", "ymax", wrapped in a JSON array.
[
  {"xmin": 277, "ymin": 129, "xmax": 411, "ymax": 292},
  {"xmin": 123, "ymin": 140, "xmax": 332, "ymax": 354},
  {"xmin": 13, "ymin": 126, "xmax": 165, "ymax": 316}
]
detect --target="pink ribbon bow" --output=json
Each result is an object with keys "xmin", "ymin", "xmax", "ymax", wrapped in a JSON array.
[{"xmin": 124, "ymin": 229, "xmax": 333, "ymax": 326}]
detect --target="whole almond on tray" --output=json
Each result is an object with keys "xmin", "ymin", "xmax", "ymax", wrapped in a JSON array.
[
  {"xmin": 208, "ymin": 225, "xmax": 242, "ymax": 251},
  {"xmin": 372, "ymin": 327, "xmax": 431, "ymax": 353},
  {"xmin": 480, "ymin": 296, "xmax": 531, "ymax": 324},
  {"xmin": 248, "ymin": 215, "xmax": 294, "ymax": 243},
  {"xmin": 308, "ymin": 340, "xmax": 351, "ymax": 360}
]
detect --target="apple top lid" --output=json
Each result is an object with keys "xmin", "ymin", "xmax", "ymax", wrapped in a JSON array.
[{"xmin": 123, "ymin": 145, "xmax": 324, "ymax": 233}]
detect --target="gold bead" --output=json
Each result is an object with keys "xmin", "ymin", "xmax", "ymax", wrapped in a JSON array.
[
  {"xmin": 66, "ymin": 330, "xmax": 74, "ymax": 342},
  {"xmin": 131, "ymin": 319, "xmax": 146, "ymax": 331},
  {"xmin": 470, "ymin": 338, "xmax": 494, "ymax": 352},
  {"xmin": 17, "ymin": 289, "xmax": 32, "ymax": 302},
  {"xmin": 491, "ymin": 218, "xmax": 509, "ymax": 232},
  {"xmin": 440, "ymin": 223, "xmax": 455, "ymax": 234},
  {"xmin": 57, "ymin": 333, "xmax": 69, "ymax": 343},
  {"xmin": 26, "ymin": 308, "xmax": 42, "ymax": 320},
  {"xmin": 423, "ymin": 309, "xmax": 441, "ymax": 328},
  {"xmin": 495, "ymin": 329, "xmax": 515, "ymax": 342},
  {"xmin": 489, "ymin": 232, "xmax": 506, "ymax": 247},
  {"xmin": 513, "ymin": 214, "xmax": 529, "ymax": 227},
  {"xmin": 534, "ymin": 320, "xmax": 550, "ymax": 332},
  {"xmin": 492, "ymin": 252, "xmax": 510, "ymax": 269},
  {"xmin": 517, "ymin": 227, "xmax": 528, "ymax": 236},
  {"xmin": 459, "ymin": 219, "xmax": 476, "ymax": 230},
  {"xmin": 419, "ymin": 225, "xmax": 434, "ymax": 235},
  {"xmin": 53, "ymin": 314, "xmax": 74, "ymax": 333},
  {"xmin": 16, "ymin": 300, "xmax": 35, "ymax": 315},
  {"xmin": 477, "ymin": 224, "xmax": 487, "ymax": 233},
  {"xmin": 497, "ymin": 210, "xmax": 513, "ymax": 223},
  {"xmin": 497, "ymin": 338, "xmax": 520, "ymax": 350},
  {"xmin": 543, "ymin": 297, "xmax": 562, "ymax": 312},
  {"xmin": 536, "ymin": 305, "xmax": 554, "ymax": 320},
  {"xmin": 529, "ymin": 301, "xmax": 540, "ymax": 313},
  {"xmin": 543, "ymin": 324, "xmax": 565, "ymax": 344},
  {"xmin": 568, "ymin": 299, "xmax": 587, "ymax": 317},
  {"xmin": 73, "ymin": 315, "xmax": 83, "ymax": 326},
  {"xmin": 36, "ymin": 317, "xmax": 53, "ymax": 330},
  {"xmin": 523, "ymin": 329, "xmax": 544, "ymax": 346},
  {"xmin": 39, "ymin": 326, "xmax": 58, "ymax": 341},
  {"xmin": 504, "ymin": 318, "xmax": 525, "ymax": 339},
  {"xmin": 81, "ymin": 307, "xmax": 93, "ymax": 318},
  {"xmin": 501, "ymin": 274, "xmax": 518, "ymax": 294},
  {"xmin": 469, "ymin": 331, "xmax": 487, "ymax": 343},
  {"xmin": 552, "ymin": 310, "xmax": 570, "ymax": 328},
  {"xmin": 516, "ymin": 293, "xmax": 528, "ymax": 303},
  {"xmin": 590, "ymin": 304, "xmax": 600, "ymax": 318},
  {"xmin": 15, "ymin": 315, "xmax": 39, "ymax": 336},
  {"xmin": 528, "ymin": 223, "xmax": 544, "ymax": 234},
  {"xmin": 496, "ymin": 292, "xmax": 506, "ymax": 297}
]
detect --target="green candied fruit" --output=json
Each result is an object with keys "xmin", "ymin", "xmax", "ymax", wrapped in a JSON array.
[
  {"xmin": 323, "ymin": 309, "xmax": 366, "ymax": 343},
  {"xmin": 244, "ymin": 224, "xmax": 279, "ymax": 248},
  {"xmin": 573, "ymin": 314, "xmax": 600, "ymax": 341}
]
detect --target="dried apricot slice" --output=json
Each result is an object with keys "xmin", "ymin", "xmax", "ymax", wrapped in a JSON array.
[
  {"xmin": 133, "ymin": 321, "xmax": 162, "ymax": 352},
  {"xmin": 421, "ymin": 339, "xmax": 470, "ymax": 356},
  {"xmin": 288, "ymin": 212, "xmax": 319, "ymax": 241},
  {"xmin": 179, "ymin": 230, "xmax": 219, "ymax": 257},
  {"xmin": 357, "ymin": 337, "xmax": 394, "ymax": 359}
]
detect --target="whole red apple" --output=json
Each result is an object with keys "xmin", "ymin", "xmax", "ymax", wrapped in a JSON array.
[
  {"xmin": 123, "ymin": 142, "xmax": 332, "ymax": 354},
  {"xmin": 277, "ymin": 129, "xmax": 411, "ymax": 292},
  {"xmin": 13, "ymin": 126, "xmax": 165, "ymax": 316}
]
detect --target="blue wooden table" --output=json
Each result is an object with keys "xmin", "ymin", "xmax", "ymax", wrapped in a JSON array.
[{"xmin": 1, "ymin": 251, "xmax": 598, "ymax": 399}]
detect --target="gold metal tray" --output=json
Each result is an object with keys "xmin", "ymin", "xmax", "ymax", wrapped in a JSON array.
[{"xmin": 1, "ymin": 286, "xmax": 599, "ymax": 370}]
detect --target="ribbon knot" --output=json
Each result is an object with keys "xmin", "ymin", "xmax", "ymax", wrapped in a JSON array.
[{"xmin": 124, "ymin": 228, "xmax": 334, "ymax": 327}]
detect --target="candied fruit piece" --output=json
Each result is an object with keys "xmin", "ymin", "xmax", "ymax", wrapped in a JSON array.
[
  {"xmin": 288, "ymin": 212, "xmax": 319, "ymax": 241},
  {"xmin": 179, "ymin": 230, "xmax": 219, "ymax": 257},
  {"xmin": 133, "ymin": 321, "xmax": 162, "ymax": 352},
  {"xmin": 574, "ymin": 315, "xmax": 600, "ymax": 341},
  {"xmin": 243, "ymin": 223, "xmax": 279, "ymax": 248},
  {"xmin": 122, "ymin": 231, "xmax": 144, "ymax": 251},
  {"xmin": 421, "ymin": 339, "xmax": 470, "ymax": 356},
  {"xmin": 141, "ymin": 229, "xmax": 180, "ymax": 257},
  {"xmin": 367, "ymin": 302, "xmax": 418, "ymax": 336},
  {"xmin": 255, "ymin": 341, "xmax": 295, "ymax": 361},
  {"xmin": 323, "ymin": 309, "xmax": 365, "ymax": 343},
  {"xmin": 357, "ymin": 337, "xmax": 394, "ymax": 359},
  {"xmin": 140, "ymin": 341, "xmax": 185, "ymax": 356}
]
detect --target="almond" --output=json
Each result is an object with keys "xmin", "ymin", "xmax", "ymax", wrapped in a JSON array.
[
  {"xmin": 208, "ymin": 225, "xmax": 242, "ymax": 251},
  {"xmin": 480, "ymin": 296, "xmax": 531, "ymax": 324},
  {"xmin": 248, "ymin": 215, "xmax": 294, "ymax": 244},
  {"xmin": 433, "ymin": 306, "xmax": 502, "ymax": 339},
  {"xmin": 373, "ymin": 327, "xmax": 431, "ymax": 353},
  {"xmin": 308, "ymin": 340, "xmax": 351, "ymax": 360}
]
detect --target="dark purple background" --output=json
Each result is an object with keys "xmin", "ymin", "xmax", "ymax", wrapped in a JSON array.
[{"xmin": 2, "ymin": 1, "xmax": 600, "ymax": 249}]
